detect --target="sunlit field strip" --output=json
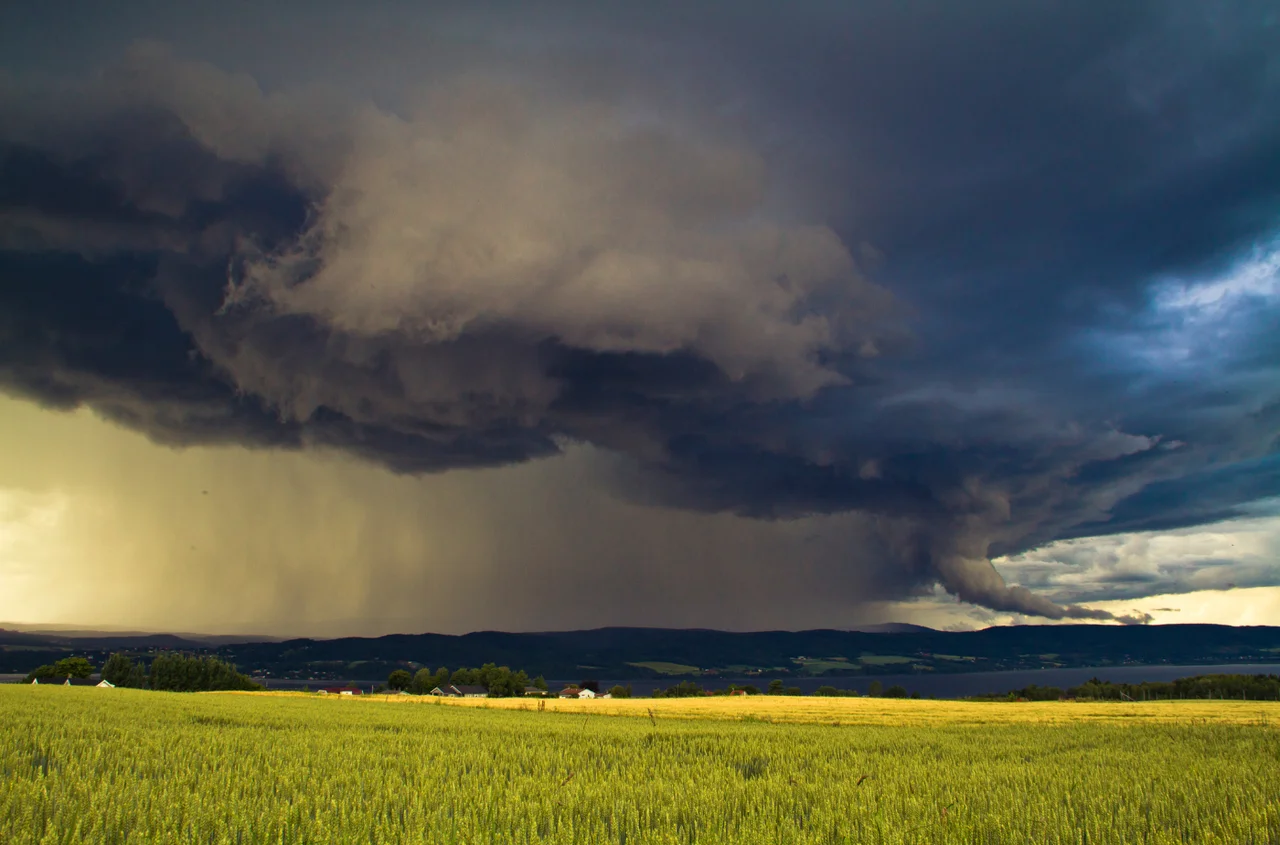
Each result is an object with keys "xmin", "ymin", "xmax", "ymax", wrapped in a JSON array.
[
  {"xmin": 3, "ymin": 686, "xmax": 1278, "ymax": 844},
  {"xmin": 275, "ymin": 688, "xmax": 1280, "ymax": 727}
]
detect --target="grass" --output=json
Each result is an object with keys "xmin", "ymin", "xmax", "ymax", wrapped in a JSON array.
[
  {"xmin": 2, "ymin": 686, "xmax": 1278, "ymax": 843},
  {"xmin": 390, "ymin": 690, "xmax": 1280, "ymax": 726}
]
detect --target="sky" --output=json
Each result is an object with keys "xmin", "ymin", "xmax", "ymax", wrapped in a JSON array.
[{"xmin": 0, "ymin": 1, "xmax": 1277, "ymax": 637}]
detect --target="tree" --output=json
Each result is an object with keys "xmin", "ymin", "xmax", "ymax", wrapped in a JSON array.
[
  {"xmin": 814, "ymin": 685, "xmax": 839, "ymax": 697},
  {"xmin": 532, "ymin": 675, "xmax": 549, "ymax": 692},
  {"xmin": 410, "ymin": 668, "xmax": 433, "ymax": 695},
  {"xmin": 125, "ymin": 661, "xmax": 147, "ymax": 689},
  {"xmin": 387, "ymin": 669, "xmax": 412, "ymax": 691},
  {"xmin": 102, "ymin": 653, "xmax": 133, "ymax": 686},
  {"xmin": 53, "ymin": 657, "xmax": 94, "ymax": 679},
  {"xmin": 883, "ymin": 684, "xmax": 908, "ymax": 698},
  {"xmin": 579, "ymin": 680, "xmax": 600, "ymax": 693},
  {"xmin": 868, "ymin": 680, "xmax": 884, "ymax": 697},
  {"xmin": 410, "ymin": 668, "xmax": 441, "ymax": 695},
  {"xmin": 102, "ymin": 653, "xmax": 146, "ymax": 688},
  {"xmin": 24, "ymin": 664, "xmax": 56, "ymax": 684},
  {"xmin": 608, "ymin": 685, "xmax": 632, "ymax": 698},
  {"xmin": 767, "ymin": 679, "xmax": 784, "ymax": 695}
]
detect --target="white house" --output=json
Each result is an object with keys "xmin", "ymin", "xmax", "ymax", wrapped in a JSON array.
[{"xmin": 577, "ymin": 688, "xmax": 597, "ymax": 699}]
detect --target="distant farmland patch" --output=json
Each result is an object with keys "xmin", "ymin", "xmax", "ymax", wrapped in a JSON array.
[
  {"xmin": 858, "ymin": 654, "xmax": 918, "ymax": 665},
  {"xmin": 793, "ymin": 659, "xmax": 859, "ymax": 675},
  {"xmin": 627, "ymin": 661, "xmax": 701, "ymax": 675}
]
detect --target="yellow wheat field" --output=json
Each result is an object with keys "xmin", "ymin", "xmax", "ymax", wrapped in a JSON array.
[
  {"xmin": 287, "ymin": 688, "xmax": 1280, "ymax": 727},
  {"xmin": 4, "ymin": 686, "xmax": 1279, "ymax": 843}
]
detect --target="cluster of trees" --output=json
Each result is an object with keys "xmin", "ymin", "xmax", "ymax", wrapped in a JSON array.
[
  {"xmin": 24, "ymin": 657, "xmax": 95, "ymax": 683},
  {"xmin": 972, "ymin": 673, "xmax": 1280, "ymax": 702},
  {"xmin": 149, "ymin": 654, "xmax": 262, "ymax": 692},
  {"xmin": 813, "ymin": 686, "xmax": 861, "ymax": 697},
  {"xmin": 865, "ymin": 680, "xmax": 915, "ymax": 698},
  {"xmin": 652, "ymin": 681, "xmax": 763, "ymax": 698},
  {"xmin": 652, "ymin": 680, "xmax": 712, "ymax": 698},
  {"xmin": 26, "ymin": 653, "xmax": 260, "ymax": 692},
  {"xmin": 1071, "ymin": 674, "xmax": 1280, "ymax": 701},
  {"xmin": 386, "ymin": 664, "xmax": 547, "ymax": 697}
]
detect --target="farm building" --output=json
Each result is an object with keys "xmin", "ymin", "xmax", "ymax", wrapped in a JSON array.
[
  {"xmin": 430, "ymin": 684, "xmax": 488, "ymax": 698},
  {"xmin": 558, "ymin": 687, "xmax": 597, "ymax": 699}
]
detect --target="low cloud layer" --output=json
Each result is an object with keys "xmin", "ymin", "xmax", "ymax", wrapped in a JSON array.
[
  {"xmin": 1, "ymin": 2, "xmax": 1278, "ymax": 630},
  {"xmin": 997, "ymin": 508, "xmax": 1280, "ymax": 606}
]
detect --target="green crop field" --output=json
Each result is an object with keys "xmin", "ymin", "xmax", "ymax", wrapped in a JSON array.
[
  {"xmin": 792, "ymin": 659, "xmax": 854, "ymax": 675},
  {"xmin": 2, "ymin": 686, "xmax": 1279, "ymax": 844},
  {"xmin": 857, "ymin": 654, "xmax": 919, "ymax": 666},
  {"xmin": 627, "ymin": 661, "xmax": 702, "ymax": 675}
]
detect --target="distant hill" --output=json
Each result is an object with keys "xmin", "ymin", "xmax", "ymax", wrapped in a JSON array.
[
  {"xmin": 0, "ymin": 626, "xmax": 279, "ymax": 659},
  {"xmin": 842, "ymin": 623, "xmax": 938, "ymax": 634},
  {"xmin": 3, "ymin": 624, "xmax": 1279, "ymax": 681},
  {"xmin": 0, "ymin": 624, "xmax": 281, "ymax": 646}
]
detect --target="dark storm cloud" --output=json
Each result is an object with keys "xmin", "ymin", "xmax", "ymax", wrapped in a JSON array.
[{"xmin": 1, "ymin": 2, "xmax": 1278, "ymax": 622}]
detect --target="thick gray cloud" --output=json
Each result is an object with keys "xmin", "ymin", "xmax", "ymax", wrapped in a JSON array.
[{"xmin": 1, "ymin": 2, "xmax": 1278, "ymax": 626}]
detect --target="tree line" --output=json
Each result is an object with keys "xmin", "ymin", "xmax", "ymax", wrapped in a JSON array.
[
  {"xmin": 25, "ymin": 653, "xmax": 261, "ymax": 692},
  {"xmin": 971, "ymin": 673, "xmax": 1280, "ymax": 702},
  {"xmin": 385, "ymin": 663, "xmax": 547, "ymax": 697}
]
